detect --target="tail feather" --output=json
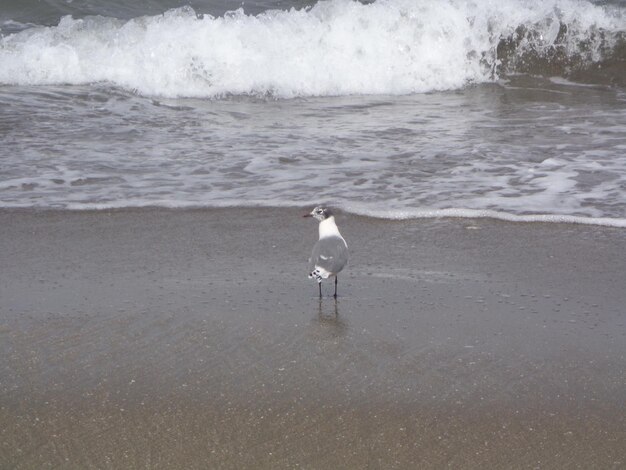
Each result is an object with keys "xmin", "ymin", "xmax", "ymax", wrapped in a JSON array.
[{"xmin": 309, "ymin": 268, "xmax": 324, "ymax": 283}]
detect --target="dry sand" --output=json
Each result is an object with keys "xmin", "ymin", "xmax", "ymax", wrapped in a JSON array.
[{"xmin": 0, "ymin": 208, "xmax": 625, "ymax": 469}]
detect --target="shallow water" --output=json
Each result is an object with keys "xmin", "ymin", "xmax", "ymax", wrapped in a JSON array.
[
  {"xmin": 1, "ymin": 208, "xmax": 625, "ymax": 468},
  {"xmin": 1, "ymin": 77, "xmax": 625, "ymax": 225}
]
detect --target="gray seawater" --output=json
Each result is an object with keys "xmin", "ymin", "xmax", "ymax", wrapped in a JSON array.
[{"xmin": 1, "ymin": 0, "xmax": 625, "ymax": 225}]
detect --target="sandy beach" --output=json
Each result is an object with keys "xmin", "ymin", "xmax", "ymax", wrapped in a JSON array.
[{"xmin": 0, "ymin": 207, "xmax": 624, "ymax": 469}]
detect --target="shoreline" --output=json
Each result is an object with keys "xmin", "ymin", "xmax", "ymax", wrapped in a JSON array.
[
  {"xmin": 1, "ymin": 207, "xmax": 624, "ymax": 468},
  {"xmin": 2, "ymin": 205, "xmax": 626, "ymax": 228}
]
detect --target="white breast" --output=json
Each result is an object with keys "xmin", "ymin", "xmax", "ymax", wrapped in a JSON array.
[{"xmin": 319, "ymin": 216, "xmax": 346, "ymax": 244}]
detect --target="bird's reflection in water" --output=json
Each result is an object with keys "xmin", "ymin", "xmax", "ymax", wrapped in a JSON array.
[{"xmin": 314, "ymin": 299, "xmax": 348, "ymax": 338}]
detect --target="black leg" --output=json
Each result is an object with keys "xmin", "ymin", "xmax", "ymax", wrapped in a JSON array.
[
  {"xmin": 334, "ymin": 276, "xmax": 338, "ymax": 299},
  {"xmin": 318, "ymin": 282, "xmax": 322, "ymax": 299}
]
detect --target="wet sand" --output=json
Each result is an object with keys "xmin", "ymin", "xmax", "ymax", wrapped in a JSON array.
[{"xmin": 0, "ymin": 207, "xmax": 625, "ymax": 469}]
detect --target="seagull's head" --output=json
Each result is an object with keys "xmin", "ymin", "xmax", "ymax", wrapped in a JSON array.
[{"xmin": 304, "ymin": 206, "xmax": 333, "ymax": 222}]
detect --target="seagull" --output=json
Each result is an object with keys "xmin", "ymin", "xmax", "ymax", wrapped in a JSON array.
[{"xmin": 304, "ymin": 206, "xmax": 349, "ymax": 299}]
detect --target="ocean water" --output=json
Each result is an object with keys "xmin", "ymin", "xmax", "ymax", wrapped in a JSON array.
[{"xmin": 1, "ymin": 0, "xmax": 625, "ymax": 226}]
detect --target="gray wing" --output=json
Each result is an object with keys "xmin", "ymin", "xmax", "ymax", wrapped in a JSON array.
[{"xmin": 309, "ymin": 236, "xmax": 348, "ymax": 275}]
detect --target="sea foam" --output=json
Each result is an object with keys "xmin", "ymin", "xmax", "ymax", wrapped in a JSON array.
[
  {"xmin": 51, "ymin": 201, "xmax": 626, "ymax": 228},
  {"xmin": 1, "ymin": 0, "xmax": 623, "ymax": 97},
  {"xmin": 341, "ymin": 205, "xmax": 626, "ymax": 228}
]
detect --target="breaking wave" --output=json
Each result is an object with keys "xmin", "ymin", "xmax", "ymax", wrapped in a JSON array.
[{"xmin": 1, "ymin": 0, "xmax": 624, "ymax": 97}]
